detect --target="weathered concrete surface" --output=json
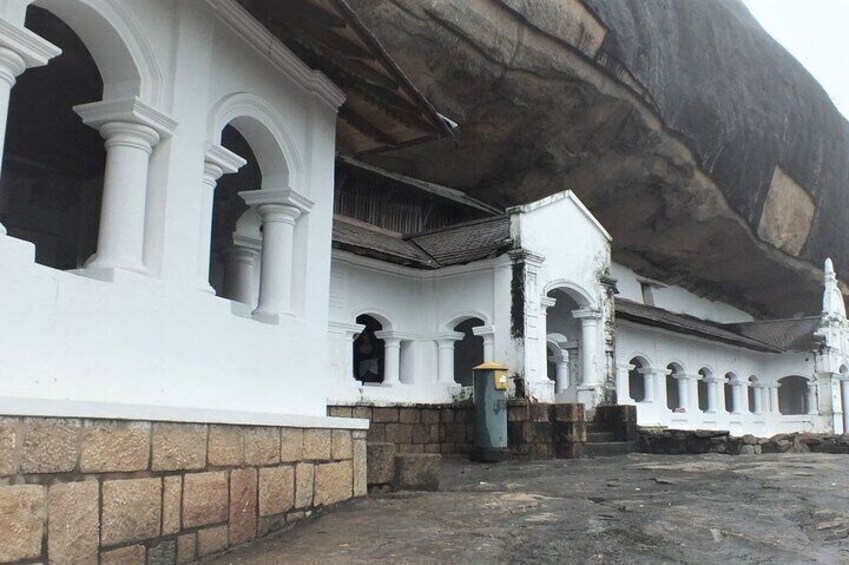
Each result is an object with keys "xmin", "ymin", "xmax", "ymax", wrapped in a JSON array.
[
  {"xmin": 354, "ymin": 0, "xmax": 849, "ymax": 317},
  {"xmin": 205, "ymin": 454, "xmax": 849, "ymax": 563}
]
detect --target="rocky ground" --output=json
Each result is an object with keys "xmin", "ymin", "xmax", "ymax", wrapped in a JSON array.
[{"xmin": 205, "ymin": 453, "xmax": 849, "ymax": 564}]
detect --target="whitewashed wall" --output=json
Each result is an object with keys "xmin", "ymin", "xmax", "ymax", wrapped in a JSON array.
[
  {"xmin": 615, "ymin": 322, "xmax": 825, "ymax": 436},
  {"xmin": 0, "ymin": 0, "xmax": 342, "ymax": 418}
]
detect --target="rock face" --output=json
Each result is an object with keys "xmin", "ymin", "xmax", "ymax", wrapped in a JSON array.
[{"xmin": 355, "ymin": 0, "xmax": 849, "ymax": 316}]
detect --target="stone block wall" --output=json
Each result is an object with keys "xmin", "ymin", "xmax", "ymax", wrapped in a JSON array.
[
  {"xmin": 0, "ymin": 416, "xmax": 366, "ymax": 565},
  {"xmin": 329, "ymin": 401, "xmax": 586, "ymax": 459},
  {"xmin": 639, "ymin": 428, "xmax": 849, "ymax": 455}
]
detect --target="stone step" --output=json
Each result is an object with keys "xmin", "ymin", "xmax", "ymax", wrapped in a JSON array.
[
  {"xmin": 394, "ymin": 453, "xmax": 441, "ymax": 491},
  {"xmin": 586, "ymin": 431, "xmax": 615, "ymax": 443},
  {"xmin": 584, "ymin": 441, "xmax": 639, "ymax": 458}
]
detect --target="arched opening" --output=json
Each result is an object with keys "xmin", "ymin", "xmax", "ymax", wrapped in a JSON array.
[
  {"xmin": 453, "ymin": 317, "xmax": 484, "ymax": 386},
  {"xmin": 545, "ymin": 287, "xmax": 586, "ymax": 386},
  {"xmin": 0, "ymin": 6, "xmax": 105, "ymax": 269},
  {"xmin": 352, "ymin": 314, "xmax": 384, "ymax": 383},
  {"xmin": 628, "ymin": 357, "xmax": 647, "ymax": 402},
  {"xmin": 697, "ymin": 368, "xmax": 710, "ymax": 412},
  {"xmin": 724, "ymin": 372, "xmax": 736, "ymax": 413},
  {"xmin": 778, "ymin": 376, "xmax": 809, "ymax": 415},
  {"xmin": 748, "ymin": 376, "xmax": 759, "ymax": 413},
  {"xmin": 209, "ymin": 125, "xmax": 261, "ymax": 298},
  {"xmin": 666, "ymin": 363, "xmax": 684, "ymax": 410}
]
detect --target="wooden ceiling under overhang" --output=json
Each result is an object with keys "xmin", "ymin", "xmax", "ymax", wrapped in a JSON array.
[{"xmin": 235, "ymin": 0, "xmax": 454, "ymax": 155}]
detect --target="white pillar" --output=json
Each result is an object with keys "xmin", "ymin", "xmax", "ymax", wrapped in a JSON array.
[
  {"xmin": 751, "ymin": 385, "xmax": 763, "ymax": 415},
  {"xmin": 434, "ymin": 333, "xmax": 462, "ymax": 385},
  {"xmin": 472, "ymin": 325, "xmax": 496, "ymax": 362},
  {"xmin": 573, "ymin": 308, "xmax": 602, "ymax": 386},
  {"xmin": 687, "ymin": 374, "xmax": 700, "ymax": 412},
  {"xmin": 674, "ymin": 374, "xmax": 688, "ymax": 410},
  {"xmin": 555, "ymin": 354, "xmax": 570, "ymax": 394},
  {"xmin": 0, "ymin": 21, "xmax": 60, "ymax": 236},
  {"xmin": 716, "ymin": 378, "xmax": 727, "ymax": 413},
  {"xmin": 240, "ymin": 189, "xmax": 313, "ymax": 323},
  {"xmin": 616, "ymin": 363, "xmax": 632, "ymax": 404},
  {"xmin": 731, "ymin": 380, "xmax": 746, "ymax": 415},
  {"xmin": 769, "ymin": 386, "xmax": 780, "ymax": 415},
  {"xmin": 841, "ymin": 379, "xmax": 849, "ymax": 431},
  {"xmin": 75, "ymin": 98, "xmax": 177, "ymax": 275},
  {"xmin": 196, "ymin": 145, "xmax": 245, "ymax": 293},
  {"xmin": 640, "ymin": 369, "xmax": 656, "ymax": 403},
  {"xmin": 540, "ymin": 297, "xmax": 556, "ymax": 381},
  {"xmin": 379, "ymin": 336, "xmax": 401, "ymax": 386},
  {"xmin": 808, "ymin": 380, "xmax": 819, "ymax": 415},
  {"xmin": 704, "ymin": 377, "xmax": 718, "ymax": 413},
  {"xmin": 222, "ymin": 241, "xmax": 259, "ymax": 304},
  {"xmin": 657, "ymin": 369, "xmax": 670, "ymax": 409}
]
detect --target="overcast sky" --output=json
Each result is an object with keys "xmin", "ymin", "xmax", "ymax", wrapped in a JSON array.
[{"xmin": 743, "ymin": 0, "xmax": 849, "ymax": 120}]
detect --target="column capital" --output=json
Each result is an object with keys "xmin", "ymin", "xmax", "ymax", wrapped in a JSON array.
[
  {"xmin": 0, "ymin": 18, "xmax": 61, "ymax": 69},
  {"xmin": 431, "ymin": 331, "xmax": 464, "ymax": 346},
  {"xmin": 540, "ymin": 296, "xmax": 556, "ymax": 309},
  {"xmin": 572, "ymin": 307, "xmax": 603, "ymax": 320},
  {"xmin": 74, "ymin": 96, "xmax": 177, "ymax": 139},
  {"xmin": 204, "ymin": 144, "xmax": 246, "ymax": 183},
  {"xmin": 239, "ymin": 188, "xmax": 314, "ymax": 214},
  {"xmin": 472, "ymin": 325, "xmax": 496, "ymax": 337}
]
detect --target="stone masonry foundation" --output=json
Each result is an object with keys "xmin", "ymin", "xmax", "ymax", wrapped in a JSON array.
[
  {"xmin": 329, "ymin": 401, "xmax": 586, "ymax": 459},
  {"xmin": 0, "ymin": 416, "xmax": 366, "ymax": 564}
]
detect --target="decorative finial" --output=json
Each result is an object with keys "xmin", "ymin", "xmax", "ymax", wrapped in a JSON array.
[{"xmin": 823, "ymin": 258, "xmax": 846, "ymax": 319}]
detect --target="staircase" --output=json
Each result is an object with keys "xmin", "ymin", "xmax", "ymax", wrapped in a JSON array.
[{"xmin": 583, "ymin": 407, "xmax": 640, "ymax": 457}]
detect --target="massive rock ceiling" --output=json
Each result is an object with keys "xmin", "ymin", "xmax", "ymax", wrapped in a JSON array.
[{"xmin": 353, "ymin": 0, "xmax": 849, "ymax": 318}]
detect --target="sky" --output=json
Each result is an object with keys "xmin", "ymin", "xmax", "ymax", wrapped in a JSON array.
[{"xmin": 743, "ymin": 0, "xmax": 849, "ymax": 120}]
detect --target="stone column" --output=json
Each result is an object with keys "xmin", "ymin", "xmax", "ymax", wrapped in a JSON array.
[
  {"xmin": 0, "ymin": 21, "xmax": 60, "ymax": 236},
  {"xmin": 196, "ymin": 145, "xmax": 245, "ymax": 294},
  {"xmin": 808, "ymin": 380, "xmax": 819, "ymax": 415},
  {"xmin": 539, "ymin": 296, "xmax": 556, "ymax": 379},
  {"xmin": 239, "ymin": 189, "xmax": 313, "ymax": 323},
  {"xmin": 674, "ymin": 373, "xmax": 688, "ymax": 411},
  {"xmin": 616, "ymin": 363, "xmax": 633, "ymax": 404},
  {"xmin": 472, "ymin": 325, "xmax": 496, "ymax": 362},
  {"xmin": 75, "ymin": 98, "xmax": 177, "ymax": 275},
  {"xmin": 554, "ymin": 352, "xmax": 570, "ymax": 394},
  {"xmin": 704, "ymin": 376, "xmax": 718, "ymax": 413},
  {"xmin": 656, "ymin": 369, "xmax": 671, "ymax": 410},
  {"xmin": 731, "ymin": 380, "xmax": 747, "ymax": 415},
  {"xmin": 687, "ymin": 374, "xmax": 701, "ymax": 412},
  {"xmin": 769, "ymin": 386, "xmax": 780, "ymax": 415},
  {"xmin": 434, "ymin": 332, "xmax": 463, "ymax": 385},
  {"xmin": 221, "ymin": 240, "xmax": 259, "ymax": 305},
  {"xmin": 639, "ymin": 368, "xmax": 656, "ymax": 403},
  {"xmin": 716, "ymin": 377, "xmax": 728, "ymax": 413},
  {"xmin": 573, "ymin": 308, "xmax": 602, "ymax": 386},
  {"xmin": 841, "ymin": 379, "xmax": 849, "ymax": 431},
  {"xmin": 375, "ymin": 333, "xmax": 401, "ymax": 386},
  {"xmin": 751, "ymin": 385, "xmax": 763, "ymax": 415}
]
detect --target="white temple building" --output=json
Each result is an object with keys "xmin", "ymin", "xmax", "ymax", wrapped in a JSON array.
[{"xmin": 0, "ymin": 0, "xmax": 846, "ymax": 440}]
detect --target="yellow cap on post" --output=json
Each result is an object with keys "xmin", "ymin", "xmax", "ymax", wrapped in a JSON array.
[{"xmin": 473, "ymin": 362, "xmax": 508, "ymax": 372}]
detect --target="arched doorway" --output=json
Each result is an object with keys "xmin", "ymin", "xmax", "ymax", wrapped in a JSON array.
[
  {"xmin": 0, "ymin": 6, "xmax": 105, "ymax": 269},
  {"xmin": 724, "ymin": 372, "xmax": 736, "ymax": 413},
  {"xmin": 778, "ymin": 376, "xmax": 809, "ymax": 415},
  {"xmin": 666, "ymin": 363, "xmax": 685, "ymax": 410},
  {"xmin": 697, "ymin": 368, "xmax": 711, "ymax": 412},
  {"xmin": 352, "ymin": 314, "xmax": 385, "ymax": 383},
  {"xmin": 544, "ymin": 287, "xmax": 586, "ymax": 390},
  {"xmin": 453, "ymin": 317, "xmax": 484, "ymax": 386},
  {"xmin": 209, "ymin": 125, "xmax": 261, "ymax": 300},
  {"xmin": 628, "ymin": 357, "xmax": 648, "ymax": 402}
]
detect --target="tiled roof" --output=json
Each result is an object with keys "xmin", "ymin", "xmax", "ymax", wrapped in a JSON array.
[
  {"xmin": 726, "ymin": 317, "xmax": 822, "ymax": 352},
  {"xmin": 333, "ymin": 215, "xmax": 511, "ymax": 268},
  {"xmin": 332, "ymin": 215, "xmax": 436, "ymax": 268},
  {"xmin": 615, "ymin": 299, "xmax": 784, "ymax": 353},
  {"xmin": 407, "ymin": 216, "xmax": 511, "ymax": 266}
]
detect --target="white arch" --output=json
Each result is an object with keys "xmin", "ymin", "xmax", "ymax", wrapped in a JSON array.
[
  {"xmin": 31, "ymin": 0, "xmax": 163, "ymax": 104},
  {"xmin": 351, "ymin": 307, "xmax": 393, "ymax": 330},
  {"xmin": 443, "ymin": 310, "xmax": 489, "ymax": 331},
  {"xmin": 543, "ymin": 279, "xmax": 595, "ymax": 308},
  {"xmin": 625, "ymin": 352, "xmax": 654, "ymax": 369},
  {"xmin": 208, "ymin": 92, "xmax": 305, "ymax": 191}
]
